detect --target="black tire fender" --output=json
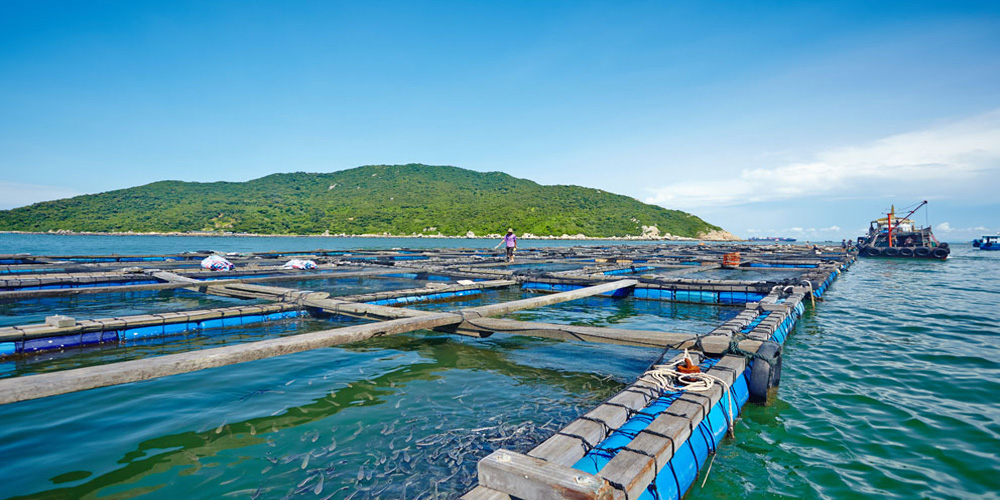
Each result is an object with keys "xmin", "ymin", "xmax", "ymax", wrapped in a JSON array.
[
  {"xmin": 915, "ymin": 247, "xmax": 931, "ymax": 257},
  {"xmin": 932, "ymin": 248, "xmax": 949, "ymax": 259},
  {"xmin": 749, "ymin": 341, "xmax": 782, "ymax": 404}
]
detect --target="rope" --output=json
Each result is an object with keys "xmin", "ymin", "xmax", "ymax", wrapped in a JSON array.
[
  {"xmin": 556, "ymin": 431, "xmax": 594, "ymax": 453},
  {"xmin": 636, "ymin": 350, "xmax": 735, "ymax": 437},
  {"xmin": 801, "ymin": 280, "xmax": 815, "ymax": 306}
]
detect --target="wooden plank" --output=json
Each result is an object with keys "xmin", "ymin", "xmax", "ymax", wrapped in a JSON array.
[
  {"xmin": 149, "ymin": 271, "xmax": 201, "ymax": 283},
  {"xmin": 0, "ymin": 268, "xmax": 401, "ymax": 300},
  {"xmin": 0, "ymin": 279, "xmax": 636, "ymax": 403},
  {"xmin": 526, "ymin": 354, "xmax": 690, "ymax": 467},
  {"xmin": 460, "ymin": 279, "xmax": 637, "ymax": 319},
  {"xmin": 454, "ymin": 317, "xmax": 761, "ymax": 355},
  {"xmin": 301, "ymin": 298, "xmax": 439, "ymax": 320},
  {"xmin": 477, "ymin": 449, "xmax": 618, "ymax": 500},
  {"xmin": 304, "ymin": 280, "xmax": 638, "ymax": 323},
  {"xmin": 596, "ymin": 355, "xmax": 747, "ymax": 499},
  {"xmin": 0, "ymin": 303, "xmax": 302, "ymax": 342},
  {"xmin": 528, "ymin": 381, "xmax": 659, "ymax": 466},
  {"xmin": 460, "ymin": 486, "xmax": 512, "ymax": 500},
  {"xmin": 341, "ymin": 279, "xmax": 515, "ymax": 303},
  {"xmin": 0, "ymin": 311, "xmax": 461, "ymax": 405}
]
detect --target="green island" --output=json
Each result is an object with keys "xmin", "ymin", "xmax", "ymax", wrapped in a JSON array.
[{"xmin": 0, "ymin": 164, "xmax": 733, "ymax": 239}]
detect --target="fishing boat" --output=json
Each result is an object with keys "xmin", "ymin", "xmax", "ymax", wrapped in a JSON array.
[
  {"xmin": 856, "ymin": 201, "xmax": 949, "ymax": 260},
  {"xmin": 748, "ymin": 237, "xmax": 797, "ymax": 242},
  {"xmin": 972, "ymin": 234, "xmax": 1000, "ymax": 250}
]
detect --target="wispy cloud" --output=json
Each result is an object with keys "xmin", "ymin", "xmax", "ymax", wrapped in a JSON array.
[
  {"xmin": 645, "ymin": 110, "xmax": 1000, "ymax": 209},
  {"xmin": 745, "ymin": 225, "xmax": 844, "ymax": 240},
  {"xmin": 935, "ymin": 222, "xmax": 995, "ymax": 235},
  {"xmin": 0, "ymin": 182, "xmax": 82, "ymax": 210}
]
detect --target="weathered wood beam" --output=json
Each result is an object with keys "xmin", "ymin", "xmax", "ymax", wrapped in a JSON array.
[
  {"xmin": 0, "ymin": 312, "xmax": 460, "ymax": 405},
  {"xmin": 453, "ymin": 317, "xmax": 756, "ymax": 354},
  {"xmin": 341, "ymin": 279, "xmax": 515, "ymax": 303},
  {"xmin": 459, "ymin": 279, "xmax": 637, "ymax": 319},
  {"xmin": 0, "ymin": 268, "xmax": 402, "ymax": 300},
  {"xmin": 477, "ymin": 449, "xmax": 618, "ymax": 500},
  {"xmin": 0, "ymin": 279, "xmax": 639, "ymax": 405}
]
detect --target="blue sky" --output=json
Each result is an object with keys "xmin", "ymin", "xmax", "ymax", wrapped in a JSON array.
[{"xmin": 1, "ymin": 0, "xmax": 999, "ymax": 240}]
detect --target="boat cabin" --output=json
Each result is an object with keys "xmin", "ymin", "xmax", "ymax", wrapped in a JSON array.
[
  {"xmin": 973, "ymin": 234, "xmax": 1000, "ymax": 249},
  {"xmin": 858, "ymin": 216, "xmax": 939, "ymax": 249}
]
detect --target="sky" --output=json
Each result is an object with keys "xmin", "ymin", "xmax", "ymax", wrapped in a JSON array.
[{"xmin": 1, "ymin": 0, "xmax": 999, "ymax": 241}]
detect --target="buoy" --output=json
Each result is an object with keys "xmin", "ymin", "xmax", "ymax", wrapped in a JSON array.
[{"xmin": 749, "ymin": 341, "xmax": 782, "ymax": 404}]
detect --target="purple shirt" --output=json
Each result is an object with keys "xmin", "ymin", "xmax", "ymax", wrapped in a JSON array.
[{"xmin": 502, "ymin": 234, "xmax": 517, "ymax": 247}]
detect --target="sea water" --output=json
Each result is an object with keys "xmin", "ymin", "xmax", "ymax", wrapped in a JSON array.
[
  {"xmin": 692, "ymin": 245, "xmax": 1000, "ymax": 499},
  {"xmin": 0, "ymin": 234, "xmax": 996, "ymax": 499}
]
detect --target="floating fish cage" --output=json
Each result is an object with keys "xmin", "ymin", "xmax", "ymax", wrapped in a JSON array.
[{"xmin": 0, "ymin": 244, "xmax": 853, "ymax": 499}]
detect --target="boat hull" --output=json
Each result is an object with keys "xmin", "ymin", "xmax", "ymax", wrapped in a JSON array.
[
  {"xmin": 857, "ymin": 245, "xmax": 949, "ymax": 260},
  {"xmin": 973, "ymin": 239, "xmax": 1000, "ymax": 250}
]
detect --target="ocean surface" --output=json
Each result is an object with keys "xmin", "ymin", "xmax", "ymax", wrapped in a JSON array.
[{"xmin": 0, "ymin": 234, "xmax": 997, "ymax": 499}]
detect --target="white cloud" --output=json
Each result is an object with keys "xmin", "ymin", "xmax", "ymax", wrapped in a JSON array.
[
  {"xmin": 741, "ymin": 225, "xmax": 846, "ymax": 240},
  {"xmin": 0, "ymin": 182, "xmax": 83, "ymax": 210},
  {"xmin": 645, "ymin": 110, "xmax": 1000, "ymax": 209},
  {"xmin": 935, "ymin": 222, "xmax": 997, "ymax": 235}
]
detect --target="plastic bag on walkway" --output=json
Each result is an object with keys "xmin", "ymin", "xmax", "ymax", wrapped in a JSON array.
[
  {"xmin": 282, "ymin": 259, "xmax": 317, "ymax": 270},
  {"xmin": 201, "ymin": 254, "xmax": 235, "ymax": 271}
]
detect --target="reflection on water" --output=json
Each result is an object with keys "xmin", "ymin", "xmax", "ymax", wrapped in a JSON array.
[{"xmin": 690, "ymin": 247, "xmax": 1000, "ymax": 499}]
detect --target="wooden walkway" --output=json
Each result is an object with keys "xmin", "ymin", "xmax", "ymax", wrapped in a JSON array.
[{"xmin": 0, "ymin": 244, "xmax": 853, "ymax": 498}]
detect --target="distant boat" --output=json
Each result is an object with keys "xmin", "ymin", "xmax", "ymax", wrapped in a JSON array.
[
  {"xmin": 856, "ymin": 201, "xmax": 949, "ymax": 260},
  {"xmin": 972, "ymin": 234, "xmax": 1000, "ymax": 250},
  {"xmin": 747, "ymin": 237, "xmax": 797, "ymax": 242}
]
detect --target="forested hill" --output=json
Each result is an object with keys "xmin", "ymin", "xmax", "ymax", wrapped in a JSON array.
[{"xmin": 0, "ymin": 164, "xmax": 724, "ymax": 238}]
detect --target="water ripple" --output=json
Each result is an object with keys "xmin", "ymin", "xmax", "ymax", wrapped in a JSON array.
[{"xmin": 693, "ymin": 247, "xmax": 1000, "ymax": 499}]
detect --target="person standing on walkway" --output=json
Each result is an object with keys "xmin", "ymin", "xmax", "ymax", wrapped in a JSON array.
[{"xmin": 494, "ymin": 228, "xmax": 517, "ymax": 262}]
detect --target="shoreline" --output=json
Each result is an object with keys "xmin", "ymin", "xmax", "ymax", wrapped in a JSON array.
[{"xmin": 0, "ymin": 230, "xmax": 742, "ymax": 242}]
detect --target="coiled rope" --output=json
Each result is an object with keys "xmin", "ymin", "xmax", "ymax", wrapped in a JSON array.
[{"xmin": 637, "ymin": 350, "xmax": 735, "ymax": 438}]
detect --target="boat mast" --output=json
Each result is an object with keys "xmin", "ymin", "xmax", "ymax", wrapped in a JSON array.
[{"xmin": 887, "ymin": 205, "xmax": 895, "ymax": 247}]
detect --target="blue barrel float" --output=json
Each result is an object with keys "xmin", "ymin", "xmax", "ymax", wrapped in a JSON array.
[{"xmin": 568, "ymin": 294, "xmax": 806, "ymax": 499}]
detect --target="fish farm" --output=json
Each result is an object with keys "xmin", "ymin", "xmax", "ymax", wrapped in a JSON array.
[{"xmin": 0, "ymin": 244, "xmax": 853, "ymax": 499}]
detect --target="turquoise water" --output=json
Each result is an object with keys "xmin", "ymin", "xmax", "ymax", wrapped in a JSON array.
[
  {"xmin": 691, "ymin": 246, "xmax": 1000, "ymax": 500},
  {"xmin": 0, "ymin": 235, "xmax": 997, "ymax": 499}
]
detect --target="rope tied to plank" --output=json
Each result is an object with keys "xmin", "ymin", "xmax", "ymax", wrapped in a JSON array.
[
  {"xmin": 636, "ymin": 350, "xmax": 735, "ymax": 438},
  {"xmin": 727, "ymin": 333, "xmax": 779, "ymax": 364}
]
